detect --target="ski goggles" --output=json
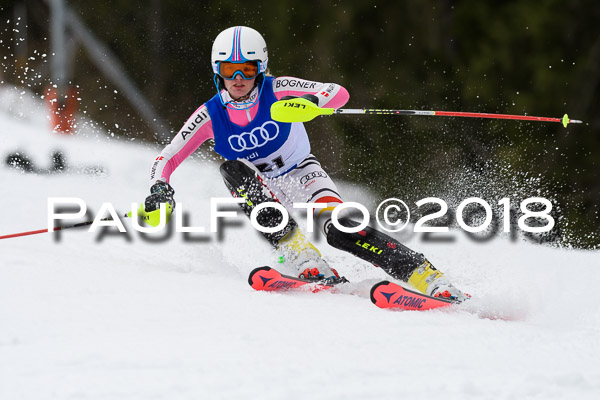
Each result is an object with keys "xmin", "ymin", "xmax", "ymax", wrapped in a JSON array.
[{"xmin": 218, "ymin": 61, "xmax": 260, "ymax": 80}]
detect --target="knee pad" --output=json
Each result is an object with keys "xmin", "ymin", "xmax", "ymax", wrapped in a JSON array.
[
  {"xmin": 326, "ymin": 217, "xmax": 424, "ymax": 281},
  {"xmin": 220, "ymin": 160, "xmax": 297, "ymax": 246}
]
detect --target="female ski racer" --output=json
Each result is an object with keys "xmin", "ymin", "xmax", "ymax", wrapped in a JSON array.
[{"xmin": 143, "ymin": 26, "xmax": 468, "ymax": 302}]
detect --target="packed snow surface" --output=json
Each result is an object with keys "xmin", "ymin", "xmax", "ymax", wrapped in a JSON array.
[{"xmin": 1, "ymin": 87, "xmax": 599, "ymax": 399}]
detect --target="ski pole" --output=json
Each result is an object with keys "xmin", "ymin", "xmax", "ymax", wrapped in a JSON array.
[
  {"xmin": 0, "ymin": 217, "xmax": 116, "ymax": 240},
  {"xmin": 270, "ymin": 97, "xmax": 583, "ymax": 127},
  {"xmin": 0, "ymin": 204, "xmax": 171, "ymax": 240}
]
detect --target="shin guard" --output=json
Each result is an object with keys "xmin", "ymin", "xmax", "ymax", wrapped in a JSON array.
[
  {"xmin": 326, "ymin": 218, "xmax": 425, "ymax": 281},
  {"xmin": 220, "ymin": 160, "xmax": 297, "ymax": 246}
]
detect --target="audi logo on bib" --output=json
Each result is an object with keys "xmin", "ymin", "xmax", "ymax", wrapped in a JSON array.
[{"xmin": 229, "ymin": 121, "xmax": 280, "ymax": 152}]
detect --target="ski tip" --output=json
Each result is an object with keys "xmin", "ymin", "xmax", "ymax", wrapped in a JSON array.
[
  {"xmin": 248, "ymin": 266, "xmax": 272, "ymax": 286},
  {"xmin": 369, "ymin": 280, "xmax": 391, "ymax": 304},
  {"xmin": 370, "ymin": 280, "xmax": 455, "ymax": 311}
]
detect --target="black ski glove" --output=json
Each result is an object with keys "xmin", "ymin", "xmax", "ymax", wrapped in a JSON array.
[
  {"xmin": 145, "ymin": 181, "xmax": 175, "ymax": 212},
  {"xmin": 280, "ymin": 94, "xmax": 320, "ymax": 106}
]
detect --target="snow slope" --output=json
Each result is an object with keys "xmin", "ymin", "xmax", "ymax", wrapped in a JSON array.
[{"xmin": 1, "ymin": 86, "xmax": 599, "ymax": 400}]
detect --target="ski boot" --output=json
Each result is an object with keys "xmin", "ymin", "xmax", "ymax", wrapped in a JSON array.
[
  {"xmin": 278, "ymin": 226, "xmax": 347, "ymax": 285},
  {"xmin": 407, "ymin": 260, "xmax": 470, "ymax": 303}
]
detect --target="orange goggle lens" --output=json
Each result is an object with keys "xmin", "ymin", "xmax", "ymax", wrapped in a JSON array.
[{"xmin": 218, "ymin": 61, "xmax": 259, "ymax": 80}]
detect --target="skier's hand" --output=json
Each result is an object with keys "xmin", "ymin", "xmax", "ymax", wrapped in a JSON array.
[
  {"xmin": 145, "ymin": 181, "xmax": 176, "ymax": 212},
  {"xmin": 280, "ymin": 94, "xmax": 320, "ymax": 107}
]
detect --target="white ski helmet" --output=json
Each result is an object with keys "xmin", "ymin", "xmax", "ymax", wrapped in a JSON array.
[{"xmin": 211, "ymin": 26, "xmax": 268, "ymax": 76}]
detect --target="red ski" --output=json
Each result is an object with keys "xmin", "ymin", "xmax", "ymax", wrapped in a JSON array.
[
  {"xmin": 249, "ymin": 267, "xmax": 460, "ymax": 312},
  {"xmin": 248, "ymin": 266, "xmax": 334, "ymax": 292},
  {"xmin": 370, "ymin": 281, "xmax": 454, "ymax": 311}
]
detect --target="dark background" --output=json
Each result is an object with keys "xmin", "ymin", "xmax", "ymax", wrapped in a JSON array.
[{"xmin": 1, "ymin": 0, "xmax": 598, "ymax": 248}]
